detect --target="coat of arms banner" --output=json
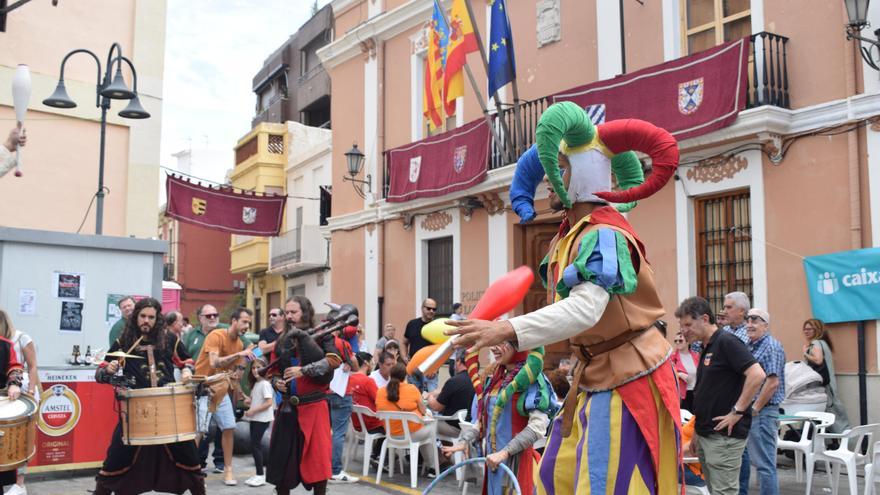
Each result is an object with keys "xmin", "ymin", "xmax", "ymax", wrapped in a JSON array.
[
  {"xmin": 386, "ymin": 118, "xmax": 490, "ymax": 203},
  {"xmin": 552, "ymin": 37, "xmax": 750, "ymax": 141},
  {"xmin": 165, "ymin": 174, "xmax": 287, "ymax": 236}
]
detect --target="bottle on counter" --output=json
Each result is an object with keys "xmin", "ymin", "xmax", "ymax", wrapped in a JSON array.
[
  {"xmin": 84, "ymin": 345, "xmax": 92, "ymax": 365},
  {"xmin": 72, "ymin": 345, "xmax": 81, "ymax": 365}
]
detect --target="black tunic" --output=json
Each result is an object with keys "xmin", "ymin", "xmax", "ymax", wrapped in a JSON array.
[{"xmin": 95, "ymin": 330, "xmax": 204, "ymax": 495}]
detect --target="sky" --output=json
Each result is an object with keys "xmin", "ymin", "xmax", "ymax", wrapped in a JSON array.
[{"xmin": 159, "ymin": 0, "xmax": 331, "ymax": 188}]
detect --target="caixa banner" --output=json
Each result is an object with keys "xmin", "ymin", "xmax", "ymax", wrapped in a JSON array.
[{"xmin": 803, "ymin": 247, "xmax": 880, "ymax": 323}]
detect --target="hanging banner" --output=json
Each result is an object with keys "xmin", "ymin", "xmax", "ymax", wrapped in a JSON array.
[
  {"xmin": 386, "ymin": 118, "xmax": 490, "ymax": 202},
  {"xmin": 552, "ymin": 37, "xmax": 750, "ymax": 141},
  {"xmin": 803, "ymin": 247, "xmax": 880, "ymax": 324},
  {"xmin": 165, "ymin": 174, "xmax": 286, "ymax": 236}
]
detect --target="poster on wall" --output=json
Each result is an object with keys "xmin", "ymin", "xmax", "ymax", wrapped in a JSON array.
[
  {"xmin": 53, "ymin": 272, "xmax": 85, "ymax": 300},
  {"xmin": 18, "ymin": 289, "xmax": 36, "ymax": 316},
  {"xmin": 60, "ymin": 301, "xmax": 84, "ymax": 332}
]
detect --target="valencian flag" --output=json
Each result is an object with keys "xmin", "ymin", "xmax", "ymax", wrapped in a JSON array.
[
  {"xmin": 444, "ymin": 0, "xmax": 477, "ymax": 116},
  {"xmin": 165, "ymin": 174, "xmax": 286, "ymax": 236},
  {"xmin": 424, "ymin": 0, "xmax": 449, "ymax": 131},
  {"xmin": 487, "ymin": 0, "xmax": 516, "ymax": 97}
]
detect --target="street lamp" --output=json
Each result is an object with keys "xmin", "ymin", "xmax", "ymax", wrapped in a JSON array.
[
  {"xmin": 42, "ymin": 43, "xmax": 150, "ymax": 235},
  {"xmin": 342, "ymin": 143, "xmax": 371, "ymax": 198},
  {"xmin": 843, "ymin": 0, "xmax": 880, "ymax": 71}
]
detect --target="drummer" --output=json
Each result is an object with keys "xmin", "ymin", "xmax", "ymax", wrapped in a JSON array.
[
  {"xmin": 0, "ymin": 310, "xmax": 23, "ymax": 492},
  {"xmin": 93, "ymin": 297, "xmax": 205, "ymax": 495}
]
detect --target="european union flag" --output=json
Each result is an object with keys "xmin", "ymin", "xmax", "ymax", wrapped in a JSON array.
[{"xmin": 487, "ymin": 0, "xmax": 516, "ymax": 97}]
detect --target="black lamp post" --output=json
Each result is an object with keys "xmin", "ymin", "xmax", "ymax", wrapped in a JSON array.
[
  {"xmin": 342, "ymin": 143, "xmax": 371, "ymax": 199},
  {"xmin": 43, "ymin": 43, "xmax": 150, "ymax": 235},
  {"xmin": 844, "ymin": 0, "xmax": 880, "ymax": 71}
]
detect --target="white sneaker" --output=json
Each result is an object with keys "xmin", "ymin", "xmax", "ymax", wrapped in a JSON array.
[
  {"xmin": 4, "ymin": 485, "xmax": 25, "ymax": 495},
  {"xmin": 329, "ymin": 471, "xmax": 359, "ymax": 483},
  {"xmin": 244, "ymin": 475, "xmax": 265, "ymax": 487}
]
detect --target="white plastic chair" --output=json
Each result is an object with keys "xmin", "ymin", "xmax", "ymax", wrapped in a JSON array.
[
  {"xmin": 865, "ymin": 440, "xmax": 880, "ymax": 495},
  {"xmin": 805, "ymin": 423, "xmax": 878, "ymax": 495},
  {"xmin": 375, "ymin": 410, "xmax": 440, "ymax": 489},
  {"xmin": 344, "ymin": 404, "xmax": 386, "ymax": 477},
  {"xmin": 797, "ymin": 410, "xmax": 836, "ymax": 434},
  {"xmin": 433, "ymin": 409, "xmax": 468, "ymax": 483},
  {"xmin": 777, "ymin": 416, "xmax": 814, "ymax": 481}
]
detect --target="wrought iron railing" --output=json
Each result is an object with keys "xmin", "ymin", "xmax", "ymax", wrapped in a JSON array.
[
  {"xmin": 490, "ymin": 96, "xmax": 549, "ymax": 170},
  {"xmin": 747, "ymin": 32, "xmax": 790, "ymax": 109}
]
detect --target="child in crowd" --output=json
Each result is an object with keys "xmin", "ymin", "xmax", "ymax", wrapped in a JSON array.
[{"xmin": 244, "ymin": 359, "xmax": 274, "ymax": 487}]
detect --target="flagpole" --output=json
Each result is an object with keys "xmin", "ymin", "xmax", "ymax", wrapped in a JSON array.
[
  {"xmin": 500, "ymin": 0, "xmax": 525, "ymax": 155},
  {"xmin": 462, "ymin": 0, "xmax": 517, "ymax": 163},
  {"xmin": 436, "ymin": 1, "xmax": 513, "ymax": 165}
]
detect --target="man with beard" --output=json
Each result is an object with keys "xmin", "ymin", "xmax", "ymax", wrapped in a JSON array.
[
  {"xmin": 193, "ymin": 308, "xmax": 254, "ymax": 486},
  {"xmin": 94, "ymin": 297, "xmax": 204, "ymax": 495},
  {"xmin": 448, "ymin": 102, "xmax": 683, "ymax": 493},
  {"xmin": 265, "ymin": 296, "xmax": 341, "ymax": 495}
]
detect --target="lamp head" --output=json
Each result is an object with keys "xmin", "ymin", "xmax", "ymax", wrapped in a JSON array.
[
  {"xmin": 101, "ymin": 67, "xmax": 135, "ymax": 100},
  {"xmin": 118, "ymin": 94, "xmax": 150, "ymax": 119},
  {"xmin": 845, "ymin": 0, "xmax": 871, "ymax": 30},
  {"xmin": 42, "ymin": 80, "xmax": 76, "ymax": 109},
  {"xmin": 345, "ymin": 143, "xmax": 365, "ymax": 176}
]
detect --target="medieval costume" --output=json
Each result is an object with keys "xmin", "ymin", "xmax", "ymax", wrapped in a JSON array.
[
  {"xmin": 265, "ymin": 328, "xmax": 341, "ymax": 495},
  {"xmin": 507, "ymin": 101, "xmax": 682, "ymax": 494},
  {"xmin": 94, "ymin": 329, "xmax": 202, "ymax": 495},
  {"xmin": 0, "ymin": 337, "xmax": 23, "ymax": 489},
  {"xmin": 459, "ymin": 345, "xmax": 556, "ymax": 495}
]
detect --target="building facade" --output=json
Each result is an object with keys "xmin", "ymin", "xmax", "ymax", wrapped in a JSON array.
[
  {"xmin": 232, "ymin": 6, "xmax": 335, "ymax": 330},
  {"xmin": 0, "ymin": 0, "xmax": 165, "ymax": 238},
  {"xmin": 319, "ymin": 0, "xmax": 880, "ymax": 422}
]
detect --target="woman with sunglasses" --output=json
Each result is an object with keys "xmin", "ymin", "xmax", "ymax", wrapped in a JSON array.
[
  {"xmin": 671, "ymin": 331, "xmax": 700, "ymax": 412},
  {"xmin": 802, "ymin": 318, "xmax": 850, "ymax": 432}
]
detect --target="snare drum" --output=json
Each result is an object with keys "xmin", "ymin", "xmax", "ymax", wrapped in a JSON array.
[
  {"xmin": 118, "ymin": 384, "xmax": 197, "ymax": 445},
  {"xmin": 0, "ymin": 394, "xmax": 36, "ymax": 471}
]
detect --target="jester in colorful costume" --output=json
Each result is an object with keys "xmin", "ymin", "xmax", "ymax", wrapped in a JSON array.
[
  {"xmin": 448, "ymin": 101, "xmax": 682, "ymax": 494},
  {"xmin": 443, "ymin": 345, "xmax": 556, "ymax": 495}
]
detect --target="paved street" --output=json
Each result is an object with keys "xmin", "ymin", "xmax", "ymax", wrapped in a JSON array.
[{"xmin": 18, "ymin": 451, "xmax": 872, "ymax": 494}]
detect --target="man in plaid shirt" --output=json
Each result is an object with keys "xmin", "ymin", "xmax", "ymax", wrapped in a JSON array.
[{"xmin": 739, "ymin": 308, "xmax": 786, "ymax": 495}]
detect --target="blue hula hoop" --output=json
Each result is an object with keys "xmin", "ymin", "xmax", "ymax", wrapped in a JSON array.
[{"xmin": 421, "ymin": 457, "xmax": 522, "ymax": 495}]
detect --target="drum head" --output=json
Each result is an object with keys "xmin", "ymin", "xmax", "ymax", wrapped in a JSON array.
[{"xmin": 0, "ymin": 396, "xmax": 35, "ymax": 419}]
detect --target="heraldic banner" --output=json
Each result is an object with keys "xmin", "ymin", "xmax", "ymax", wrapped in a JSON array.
[
  {"xmin": 552, "ymin": 37, "xmax": 750, "ymax": 141},
  {"xmin": 386, "ymin": 118, "xmax": 490, "ymax": 203},
  {"xmin": 165, "ymin": 174, "xmax": 286, "ymax": 236}
]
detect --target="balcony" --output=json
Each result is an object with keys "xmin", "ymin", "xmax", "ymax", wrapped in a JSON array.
[
  {"xmin": 230, "ymin": 236, "xmax": 270, "ymax": 275},
  {"xmin": 269, "ymin": 225, "xmax": 328, "ymax": 276},
  {"xmin": 381, "ymin": 32, "xmax": 790, "ymax": 199}
]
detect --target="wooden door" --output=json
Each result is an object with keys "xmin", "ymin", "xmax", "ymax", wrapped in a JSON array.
[{"xmin": 521, "ymin": 222, "xmax": 570, "ymax": 370}]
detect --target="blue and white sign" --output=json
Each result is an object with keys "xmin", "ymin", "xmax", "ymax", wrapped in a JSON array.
[{"xmin": 803, "ymin": 247, "xmax": 880, "ymax": 323}]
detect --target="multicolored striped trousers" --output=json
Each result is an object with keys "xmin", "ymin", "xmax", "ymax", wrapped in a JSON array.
[{"xmin": 537, "ymin": 362, "xmax": 681, "ymax": 495}]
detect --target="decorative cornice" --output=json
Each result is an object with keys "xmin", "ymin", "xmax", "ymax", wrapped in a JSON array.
[
  {"xmin": 686, "ymin": 155, "xmax": 748, "ymax": 183},
  {"xmin": 317, "ymin": 0, "xmax": 432, "ymax": 70},
  {"xmin": 420, "ymin": 211, "xmax": 452, "ymax": 231}
]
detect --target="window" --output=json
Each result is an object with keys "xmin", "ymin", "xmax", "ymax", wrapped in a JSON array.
[
  {"xmin": 427, "ymin": 237, "xmax": 453, "ymax": 315},
  {"xmin": 681, "ymin": 0, "xmax": 751, "ymax": 54},
  {"xmin": 695, "ymin": 190, "xmax": 753, "ymax": 313}
]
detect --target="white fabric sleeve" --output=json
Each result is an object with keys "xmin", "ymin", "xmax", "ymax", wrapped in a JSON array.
[
  {"xmin": 0, "ymin": 145, "xmax": 14, "ymax": 178},
  {"xmin": 509, "ymin": 282, "xmax": 610, "ymax": 350}
]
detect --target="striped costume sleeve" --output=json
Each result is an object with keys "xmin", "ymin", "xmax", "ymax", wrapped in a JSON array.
[{"xmin": 556, "ymin": 228, "xmax": 637, "ymax": 298}]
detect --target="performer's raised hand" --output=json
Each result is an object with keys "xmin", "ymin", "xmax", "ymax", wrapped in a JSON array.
[
  {"xmin": 445, "ymin": 319, "xmax": 517, "ymax": 354},
  {"xmin": 106, "ymin": 360, "xmax": 120, "ymax": 375},
  {"xmin": 283, "ymin": 366, "xmax": 302, "ymax": 382},
  {"xmin": 3, "ymin": 126, "xmax": 26, "ymax": 151},
  {"xmin": 180, "ymin": 367, "xmax": 193, "ymax": 383}
]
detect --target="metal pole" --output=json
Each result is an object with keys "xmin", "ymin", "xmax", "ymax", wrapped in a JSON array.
[
  {"xmin": 96, "ymin": 100, "xmax": 108, "ymax": 235},
  {"xmin": 857, "ymin": 320, "xmax": 867, "ymax": 425},
  {"xmin": 619, "ymin": 0, "xmax": 627, "ymax": 74}
]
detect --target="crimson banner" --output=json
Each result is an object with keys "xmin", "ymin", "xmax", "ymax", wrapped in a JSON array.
[
  {"xmin": 552, "ymin": 37, "xmax": 750, "ymax": 141},
  {"xmin": 386, "ymin": 118, "xmax": 490, "ymax": 203},
  {"xmin": 165, "ymin": 174, "xmax": 286, "ymax": 236}
]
